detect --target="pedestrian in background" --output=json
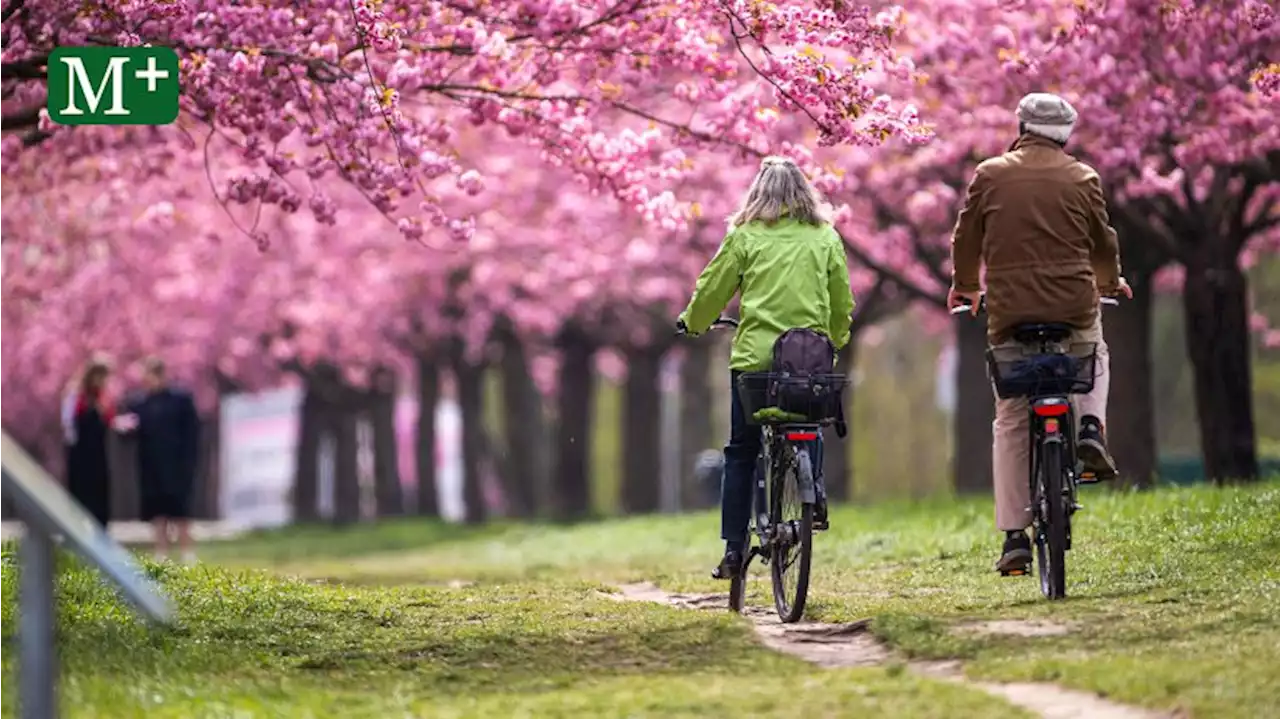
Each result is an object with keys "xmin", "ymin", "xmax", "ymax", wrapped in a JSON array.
[
  {"xmin": 63, "ymin": 357, "xmax": 117, "ymax": 527},
  {"xmin": 119, "ymin": 357, "xmax": 201, "ymax": 562}
]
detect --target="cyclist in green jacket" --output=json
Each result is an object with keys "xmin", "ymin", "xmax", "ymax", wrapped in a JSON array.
[{"xmin": 677, "ymin": 156, "xmax": 856, "ymax": 579}]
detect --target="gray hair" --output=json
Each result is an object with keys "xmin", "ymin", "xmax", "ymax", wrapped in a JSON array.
[{"xmin": 727, "ymin": 156, "xmax": 830, "ymax": 229}]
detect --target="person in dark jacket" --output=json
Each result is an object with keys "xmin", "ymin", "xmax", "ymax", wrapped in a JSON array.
[
  {"xmin": 64, "ymin": 358, "xmax": 117, "ymax": 527},
  {"xmin": 123, "ymin": 357, "xmax": 201, "ymax": 562}
]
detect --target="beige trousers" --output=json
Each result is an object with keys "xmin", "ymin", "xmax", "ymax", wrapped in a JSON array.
[{"xmin": 991, "ymin": 321, "xmax": 1109, "ymax": 531}]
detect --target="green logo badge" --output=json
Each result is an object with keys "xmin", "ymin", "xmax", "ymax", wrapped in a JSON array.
[{"xmin": 46, "ymin": 46, "xmax": 180, "ymax": 126}]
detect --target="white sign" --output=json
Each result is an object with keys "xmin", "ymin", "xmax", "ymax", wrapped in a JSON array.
[
  {"xmin": 219, "ymin": 386, "xmax": 464, "ymax": 529},
  {"xmin": 219, "ymin": 387, "xmax": 301, "ymax": 529}
]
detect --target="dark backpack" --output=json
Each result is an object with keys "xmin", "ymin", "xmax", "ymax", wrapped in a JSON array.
[
  {"xmin": 771, "ymin": 328, "xmax": 835, "ymax": 377},
  {"xmin": 768, "ymin": 329, "xmax": 845, "ymax": 434}
]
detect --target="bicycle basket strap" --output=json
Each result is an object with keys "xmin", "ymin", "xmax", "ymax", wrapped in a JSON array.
[{"xmin": 771, "ymin": 328, "xmax": 835, "ymax": 376}]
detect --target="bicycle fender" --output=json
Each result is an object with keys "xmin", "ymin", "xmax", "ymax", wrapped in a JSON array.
[{"xmin": 795, "ymin": 448, "xmax": 817, "ymax": 504}]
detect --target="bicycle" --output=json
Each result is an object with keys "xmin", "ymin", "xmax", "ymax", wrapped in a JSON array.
[
  {"xmin": 950, "ymin": 295, "xmax": 1117, "ymax": 599},
  {"xmin": 677, "ymin": 317, "xmax": 849, "ymax": 622}
]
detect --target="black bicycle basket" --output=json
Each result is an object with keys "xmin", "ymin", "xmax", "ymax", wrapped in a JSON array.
[
  {"xmin": 737, "ymin": 372, "xmax": 849, "ymax": 425},
  {"xmin": 986, "ymin": 342, "xmax": 1098, "ymax": 400}
]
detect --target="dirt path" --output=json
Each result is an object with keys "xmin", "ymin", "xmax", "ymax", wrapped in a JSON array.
[{"xmin": 609, "ymin": 581, "xmax": 1175, "ymax": 719}]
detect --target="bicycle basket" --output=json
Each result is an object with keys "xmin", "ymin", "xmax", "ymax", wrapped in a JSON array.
[
  {"xmin": 986, "ymin": 342, "xmax": 1098, "ymax": 400},
  {"xmin": 737, "ymin": 372, "xmax": 848, "ymax": 425}
]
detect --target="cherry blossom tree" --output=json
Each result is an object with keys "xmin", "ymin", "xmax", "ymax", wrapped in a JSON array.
[
  {"xmin": 832, "ymin": 0, "xmax": 1276, "ymax": 486},
  {"xmin": 1041, "ymin": 0, "xmax": 1279, "ymax": 482},
  {"xmin": 2, "ymin": 0, "xmax": 931, "ymax": 248}
]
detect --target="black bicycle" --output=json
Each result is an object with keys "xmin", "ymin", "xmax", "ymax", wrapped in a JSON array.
[
  {"xmin": 951, "ymin": 296, "xmax": 1117, "ymax": 599},
  {"xmin": 677, "ymin": 317, "xmax": 848, "ymax": 622}
]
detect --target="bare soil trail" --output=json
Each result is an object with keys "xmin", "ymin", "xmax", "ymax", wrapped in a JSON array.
[{"xmin": 607, "ymin": 581, "xmax": 1178, "ymax": 719}]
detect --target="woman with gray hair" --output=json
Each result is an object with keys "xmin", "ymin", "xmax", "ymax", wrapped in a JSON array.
[{"xmin": 677, "ymin": 156, "xmax": 856, "ymax": 579}]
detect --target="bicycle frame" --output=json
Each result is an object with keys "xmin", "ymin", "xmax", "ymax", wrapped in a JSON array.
[
  {"xmin": 752, "ymin": 424, "xmax": 820, "ymax": 551},
  {"xmin": 949, "ymin": 294, "xmax": 1116, "ymax": 597}
]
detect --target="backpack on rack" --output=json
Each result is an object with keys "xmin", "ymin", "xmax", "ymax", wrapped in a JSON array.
[{"xmin": 767, "ymin": 328, "xmax": 846, "ymax": 435}]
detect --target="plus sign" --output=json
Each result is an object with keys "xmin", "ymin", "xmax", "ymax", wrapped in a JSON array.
[{"xmin": 134, "ymin": 56, "xmax": 170, "ymax": 93}]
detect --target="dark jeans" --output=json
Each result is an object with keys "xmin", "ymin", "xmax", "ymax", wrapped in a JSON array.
[{"xmin": 722, "ymin": 370, "xmax": 824, "ymax": 547}]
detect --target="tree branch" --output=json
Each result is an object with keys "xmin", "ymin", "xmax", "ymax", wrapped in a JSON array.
[
  {"xmin": 836, "ymin": 229, "xmax": 944, "ymax": 308},
  {"xmin": 1, "ymin": 54, "xmax": 47, "ymax": 80}
]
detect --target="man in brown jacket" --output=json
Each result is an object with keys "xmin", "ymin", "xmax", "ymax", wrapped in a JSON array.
[{"xmin": 948, "ymin": 92, "xmax": 1132, "ymax": 573}]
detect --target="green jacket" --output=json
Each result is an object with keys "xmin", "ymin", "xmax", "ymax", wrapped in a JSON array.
[{"xmin": 679, "ymin": 218, "xmax": 856, "ymax": 371}]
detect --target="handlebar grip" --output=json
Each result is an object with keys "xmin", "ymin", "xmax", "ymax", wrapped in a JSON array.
[{"xmin": 675, "ymin": 317, "xmax": 739, "ymax": 336}]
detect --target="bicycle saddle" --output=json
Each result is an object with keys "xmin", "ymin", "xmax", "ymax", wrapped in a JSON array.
[{"xmin": 1011, "ymin": 322, "xmax": 1073, "ymax": 345}]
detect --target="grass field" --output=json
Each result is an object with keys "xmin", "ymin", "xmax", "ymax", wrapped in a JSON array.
[{"xmin": 4, "ymin": 481, "xmax": 1278, "ymax": 717}]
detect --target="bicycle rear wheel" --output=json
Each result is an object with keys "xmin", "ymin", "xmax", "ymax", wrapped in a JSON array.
[
  {"xmin": 1035, "ymin": 439, "xmax": 1068, "ymax": 599},
  {"xmin": 769, "ymin": 446, "xmax": 813, "ymax": 623}
]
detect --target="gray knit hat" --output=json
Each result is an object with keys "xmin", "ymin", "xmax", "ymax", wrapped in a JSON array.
[{"xmin": 1016, "ymin": 92, "xmax": 1077, "ymax": 143}]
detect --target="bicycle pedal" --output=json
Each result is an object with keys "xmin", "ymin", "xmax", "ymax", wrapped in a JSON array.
[{"xmin": 1000, "ymin": 567, "xmax": 1030, "ymax": 577}]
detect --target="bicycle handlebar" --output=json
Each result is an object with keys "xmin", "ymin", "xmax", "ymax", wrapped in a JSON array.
[
  {"xmin": 949, "ymin": 295, "xmax": 1119, "ymax": 316},
  {"xmin": 675, "ymin": 316, "xmax": 740, "ymax": 336}
]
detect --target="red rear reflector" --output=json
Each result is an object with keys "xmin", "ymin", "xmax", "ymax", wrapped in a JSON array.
[
  {"xmin": 1044, "ymin": 418, "xmax": 1060, "ymax": 434},
  {"xmin": 1033, "ymin": 403, "xmax": 1070, "ymax": 417},
  {"xmin": 786, "ymin": 432, "xmax": 818, "ymax": 441}
]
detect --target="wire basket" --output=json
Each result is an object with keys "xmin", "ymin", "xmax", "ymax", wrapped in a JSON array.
[
  {"xmin": 737, "ymin": 372, "xmax": 849, "ymax": 425},
  {"xmin": 986, "ymin": 342, "xmax": 1098, "ymax": 400}
]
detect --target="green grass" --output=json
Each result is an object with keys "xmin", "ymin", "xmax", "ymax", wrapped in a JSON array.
[
  {"xmin": 200, "ymin": 517, "xmax": 510, "ymax": 565},
  {"xmin": 202, "ymin": 481, "xmax": 1280, "ymax": 718},
  {"xmin": 0, "ymin": 551, "xmax": 1016, "ymax": 718}
]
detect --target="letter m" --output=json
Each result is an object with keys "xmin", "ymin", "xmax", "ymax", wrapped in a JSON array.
[{"xmin": 59, "ymin": 56, "xmax": 130, "ymax": 116}]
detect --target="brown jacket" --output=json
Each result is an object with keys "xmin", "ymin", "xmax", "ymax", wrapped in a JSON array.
[{"xmin": 951, "ymin": 134, "xmax": 1122, "ymax": 343}]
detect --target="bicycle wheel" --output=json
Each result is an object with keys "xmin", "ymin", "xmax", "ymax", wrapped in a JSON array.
[
  {"xmin": 769, "ymin": 446, "xmax": 813, "ymax": 623},
  {"xmin": 1035, "ymin": 439, "xmax": 1068, "ymax": 600}
]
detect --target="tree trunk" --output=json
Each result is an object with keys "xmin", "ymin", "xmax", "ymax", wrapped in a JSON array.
[
  {"xmin": 369, "ymin": 369, "xmax": 404, "ymax": 517},
  {"xmin": 196, "ymin": 374, "xmax": 238, "ymax": 520},
  {"xmin": 1182, "ymin": 260, "xmax": 1258, "ymax": 483},
  {"xmin": 552, "ymin": 328, "xmax": 595, "ymax": 520},
  {"xmin": 193, "ymin": 409, "xmax": 219, "ymax": 518},
  {"xmin": 824, "ymin": 343, "xmax": 855, "ymax": 502},
  {"xmin": 330, "ymin": 401, "xmax": 361, "ymax": 525},
  {"xmin": 292, "ymin": 383, "xmax": 323, "ymax": 522},
  {"xmin": 414, "ymin": 355, "xmax": 441, "ymax": 517},
  {"xmin": 679, "ymin": 340, "xmax": 716, "ymax": 509},
  {"xmin": 498, "ymin": 329, "xmax": 545, "ymax": 518},
  {"xmin": 621, "ymin": 344, "xmax": 664, "ymax": 514},
  {"xmin": 953, "ymin": 313, "xmax": 995, "ymax": 494},
  {"xmin": 1102, "ymin": 275, "xmax": 1157, "ymax": 489},
  {"xmin": 453, "ymin": 357, "xmax": 489, "ymax": 523}
]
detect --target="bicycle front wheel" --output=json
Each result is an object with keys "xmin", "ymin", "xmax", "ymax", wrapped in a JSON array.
[
  {"xmin": 1036, "ymin": 439, "xmax": 1068, "ymax": 600},
  {"xmin": 769, "ymin": 446, "xmax": 813, "ymax": 623}
]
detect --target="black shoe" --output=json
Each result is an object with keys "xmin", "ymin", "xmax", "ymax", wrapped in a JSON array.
[
  {"xmin": 1077, "ymin": 415, "xmax": 1118, "ymax": 483},
  {"xmin": 813, "ymin": 476, "xmax": 830, "ymax": 531},
  {"xmin": 711, "ymin": 550, "xmax": 743, "ymax": 580},
  {"xmin": 814, "ymin": 501, "xmax": 834, "ymax": 529},
  {"xmin": 995, "ymin": 531, "xmax": 1032, "ymax": 574}
]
